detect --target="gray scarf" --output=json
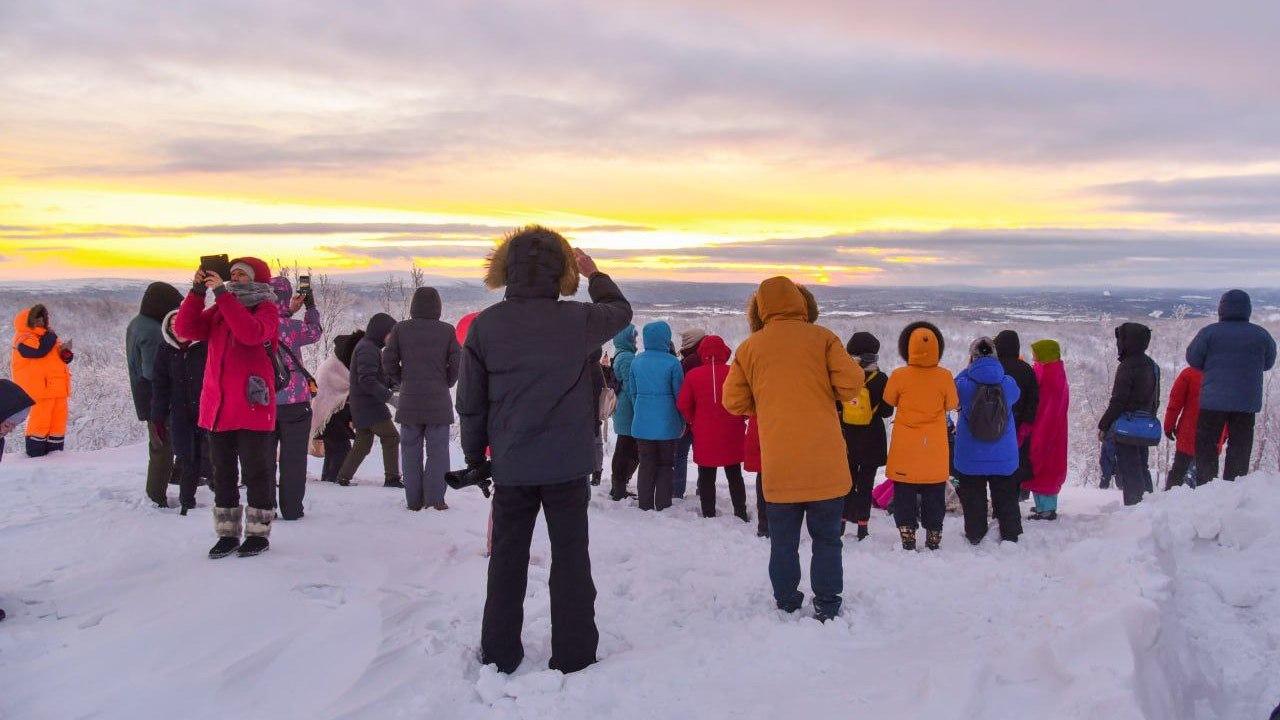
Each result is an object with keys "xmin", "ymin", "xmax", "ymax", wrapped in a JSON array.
[
  {"xmin": 859, "ymin": 353, "xmax": 879, "ymax": 371},
  {"xmin": 224, "ymin": 281, "xmax": 276, "ymax": 308}
]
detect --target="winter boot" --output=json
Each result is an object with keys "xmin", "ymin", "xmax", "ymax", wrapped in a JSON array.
[
  {"xmin": 337, "ymin": 476, "xmax": 352, "ymax": 486},
  {"xmin": 25, "ymin": 436, "xmax": 49, "ymax": 458},
  {"xmin": 238, "ymin": 507, "xmax": 273, "ymax": 557},
  {"xmin": 209, "ymin": 506, "xmax": 243, "ymax": 559},
  {"xmin": 898, "ymin": 526, "xmax": 917, "ymax": 551},
  {"xmin": 734, "ymin": 509, "xmax": 751, "ymax": 524},
  {"xmin": 856, "ymin": 523, "xmax": 869, "ymax": 541},
  {"xmin": 384, "ymin": 475, "xmax": 404, "ymax": 489},
  {"xmin": 590, "ymin": 471, "xmax": 602, "ymax": 486},
  {"xmin": 925, "ymin": 530, "xmax": 943, "ymax": 551}
]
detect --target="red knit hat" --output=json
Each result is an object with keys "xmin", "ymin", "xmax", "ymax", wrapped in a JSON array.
[{"xmin": 228, "ymin": 257, "xmax": 272, "ymax": 283}]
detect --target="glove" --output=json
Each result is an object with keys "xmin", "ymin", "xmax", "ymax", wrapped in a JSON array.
[
  {"xmin": 1165, "ymin": 429, "xmax": 1177, "ymax": 442},
  {"xmin": 303, "ymin": 290, "xmax": 316, "ymax": 310}
]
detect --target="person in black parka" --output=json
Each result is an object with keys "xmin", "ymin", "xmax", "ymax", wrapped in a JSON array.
[
  {"xmin": 1098, "ymin": 322, "xmax": 1160, "ymax": 506},
  {"xmin": 457, "ymin": 225, "xmax": 632, "ymax": 676},
  {"xmin": 125, "ymin": 281, "xmax": 184, "ymax": 506},
  {"xmin": 338, "ymin": 313, "xmax": 401, "ymax": 487},
  {"xmin": 994, "ymin": 330, "xmax": 1039, "ymax": 497},
  {"xmin": 839, "ymin": 332, "xmax": 893, "ymax": 541},
  {"xmin": 151, "ymin": 310, "xmax": 210, "ymax": 514}
]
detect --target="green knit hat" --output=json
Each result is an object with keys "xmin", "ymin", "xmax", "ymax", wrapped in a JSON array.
[{"xmin": 1030, "ymin": 339, "xmax": 1061, "ymax": 363}]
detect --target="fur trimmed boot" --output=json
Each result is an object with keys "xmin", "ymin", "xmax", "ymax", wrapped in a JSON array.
[
  {"xmin": 898, "ymin": 526, "xmax": 917, "ymax": 551},
  {"xmin": 209, "ymin": 506, "xmax": 243, "ymax": 559},
  {"xmin": 238, "ymin": 507, "xmax": 273, "ymax": 557}
]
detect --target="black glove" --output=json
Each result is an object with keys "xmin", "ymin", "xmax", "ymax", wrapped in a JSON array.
[
  {"xmin": 303, "ymin": 290, "xmax": 316, "ymax": 310},
  {"xmin": 1165, "ymin": 429, "xmax": 1177, "ymax": 442},
  {"xmin": 446, "ymin": 460, "xmax": 493, "ymax": 498}
]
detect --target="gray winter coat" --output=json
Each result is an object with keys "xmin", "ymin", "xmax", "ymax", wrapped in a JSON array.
[
  {"xmin": 456, "ymin": 233, "xmax": 632, "ymax": 486},
  {"xmin": 348, "ymin": 313, "xmax": 397, "ymax": 429},
  {"xmin": 125, "ymin": 315, "xmax": 164, "ymax": 421},
  {"xmin": 383, "ymin": 287, "xmax": 460, "ymax": 426},
  {"xmin": 1186, "ymin": 290, "xmax": 1277, "ymax": 413}
]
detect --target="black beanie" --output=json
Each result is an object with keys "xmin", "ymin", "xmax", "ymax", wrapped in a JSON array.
[
  {"xmin": 140, "ymin": 282, "xmax": 183, "ymax": 322},
  {"xmin": 846, "ymin": 331, "xmax": 880, "ymax": 356}
]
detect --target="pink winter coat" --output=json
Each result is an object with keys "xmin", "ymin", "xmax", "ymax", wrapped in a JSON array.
[
  {"xmin": 175, "ymin": 289, "xmax": 281, "ymax": 433},
  {"xmin": 1023, "ymin": 358, "xmax": 1069, "ymax": 496},
  {"xmin": 676, "ymin": 335, "xmax": 746, "ymax": 467}
]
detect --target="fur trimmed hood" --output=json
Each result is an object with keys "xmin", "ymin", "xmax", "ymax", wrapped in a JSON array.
[{"xmin": 484, "ymin": 225, "xmax": 579, "ymax": 299}]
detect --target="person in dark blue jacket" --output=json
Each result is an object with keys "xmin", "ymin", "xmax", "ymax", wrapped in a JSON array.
[
  {"xmin": 1186, "ymin": 289, "xmax": 1277, "ymax": 483},
  {"xmin": 953, "ymin": 337, "xmax": 1022, "ymax": 544},
  {"xmin": 151, "ymin": 310, "xmax": 210, "ymax": 515},
  {"xmin": 627, "ymin": 320, "xmax": 685, "ymax": 511}
]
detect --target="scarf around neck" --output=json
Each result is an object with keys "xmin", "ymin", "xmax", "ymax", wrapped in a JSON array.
[
  {"xmin": 858, "ymin": 353, "xmax": 879, "ymax": 372},
  {"xmin": 224, "ymin": 281, "xmax": 276, "ymax": 308}
]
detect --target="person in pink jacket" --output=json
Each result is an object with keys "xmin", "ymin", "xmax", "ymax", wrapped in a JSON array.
[
  {"xmin": 676, "ymin": 335, "xmax": 749, "ymax": 521},
  {"xmin": 176, "ymin": 256, "xmax": 281, "ymax": 559},
  {"xmin": 1023, "ymin": 339, "xmax": 1069, "ymax": 520}
]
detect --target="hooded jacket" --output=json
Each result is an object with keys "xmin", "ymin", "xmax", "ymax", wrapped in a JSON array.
[
  {"xmin": 348, "ymin": 313, "xmax": 397, "ymax": 429},
  {"xmin": 953, "ymin": 355, "xmax": 1022, "ymax": 476},
  {"xmin": 175, "ymin": 257, "xmax": 281, "ymax": 433},
  {"xmin": 268, "ymin": 276, "xmax": 322, "ymax": 406},
  {"xmin": 676, "ymin": 335, "xmax": 745, "ymax": 466},
  {"xmin": 126, "ymin": 282, "xmax": 183, "ymax": 420},
  {"xmin": 1098, "ymin": 322, "xmax": 1160, "ymax": 432},
  {"xmin": 382, "ymin": 287, "xmax": 460, "ymax": 426},
  {"xmin": 1163, "ymin": 367, "xmax": 1227, "ymax": 457},
  {"xmin": 455, "ymin": 226, "xmax": 633, "ymax": 486},
  {"xmin": 723, "ymin": 276, "xmax": 864, "ymax": 503},
  {"xmin": 627, "ymin": 321, "xmax": 686, "ymax": 441},
  {"xmin": 11, "ymin": 307, "xmax": 72, "ymax": 402},
  {"xmin": 1023, "ymin": 339, "xmax": 1070, "ymax": 495},
  {"xmin": 883, "ymin": 322, "xmax": 959, "ymax": 484},
  {"xmin": 151, "ymin": 310, "xmax": 208, "ymax": 462},
  {"xmin": 1186, "ymin": 290, "xmax": 1277, "ymax": 413},
  {"xmin": 611, "ymin": 325, "xmax": 639, "ymax": 436},
  {"xmin": 994, "ymin": 330, "xmax": 1039, "ymax": 430}
]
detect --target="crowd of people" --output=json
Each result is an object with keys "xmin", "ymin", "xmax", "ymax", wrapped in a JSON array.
[{"xmin": 1, "ymin": 227, "xmax": 1275, "ymax": 674}]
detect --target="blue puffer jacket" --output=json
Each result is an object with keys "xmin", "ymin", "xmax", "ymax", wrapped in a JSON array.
[
  {"xmin": 627, "ymin": 321, "xmax": 685, "ymax": 441},
  {"xmin": 612, "ymin": 325, "xmax": 638, "ymax": 436},
  {"xmin": 953, "ymin": 356, "xmax": 1022, "ymax": 476},
  {"xmin": 1186, "ymin": 290, "xmax": 1277, "ymax": 413}
]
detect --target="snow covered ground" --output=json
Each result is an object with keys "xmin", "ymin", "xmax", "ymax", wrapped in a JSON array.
[{"xmin": 1, "ymin": 445, "xmax": 1277, "ymax": 720}]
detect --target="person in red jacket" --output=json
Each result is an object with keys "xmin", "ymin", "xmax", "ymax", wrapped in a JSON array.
[
  {"xmin": 676, "ymin": 335, "xmax": 749, "ymax": 521},
  {"xmin": 745, "ymin": 417, "xmax": 766, "ymax": 537},
  {"xmin": 1164, "ymin": 366, "xmax": 1225, "ymax": 489},
  {"xmin": 176, "ymin": 257, "xmax": 281, "ymax": 559}
]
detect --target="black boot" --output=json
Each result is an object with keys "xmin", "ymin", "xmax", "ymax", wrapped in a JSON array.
[
  {"xmin": 208, "ymin": 537, "xmax": 240, "ymax": 558},
  {"xmin": 590, "ymin": 471, "xmax": 602, "ymax": 486},
  {"xmin": 384, "ymin": 476, "xmax": 404, "ymax": 489},
  {"xmin": 734, "ymin": 509, "xmax": 751, "ymax": 523},
  {"xmin": 926, "ymin": 529, "xmax": 943, "ymax": 551},
  {"xmin": 238, "ymin": 536, "xmax": 269, "ymax": 556},
  {"xmin": 209, "ymin": 506, "xmax": 243, "ymax": 558},
  {"xmin": 899, "ymin": 526, "xmax": 917, "ymax": 551},
  {"xmin": 856, "ymin": 524, "xmax": 869, "ymax": 541},
  {"xmin": 337, "ymin": 476, "xmax": 352, "ymax": 486}
]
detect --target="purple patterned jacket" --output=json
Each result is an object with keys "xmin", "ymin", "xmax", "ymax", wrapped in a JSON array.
[{"xmin": 269, "ymin": 276, "xmax": 323, "ymax": 406}]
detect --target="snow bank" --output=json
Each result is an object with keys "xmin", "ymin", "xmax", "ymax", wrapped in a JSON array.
[{"xmin": 1, "ymin": 446, "xmax": 1277, "ymax": 720}]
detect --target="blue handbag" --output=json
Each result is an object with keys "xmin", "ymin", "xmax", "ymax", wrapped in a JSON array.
[{"xmin": 1112, "ymin": 411, "xmax": 1162, "ymax": 446}]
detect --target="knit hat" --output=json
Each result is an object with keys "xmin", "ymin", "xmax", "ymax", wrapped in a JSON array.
[
  {"xmin": 1030, "ymin": 339, "xmax": 1061, "ymax": 363},
  {"xmin": 139, "ymin": 282, "xmax": 183, "ymax": 322},
  {"xmin": 969, "ymin": 336, "xmax": 996, "ymax": 362},
  {"xmin": 228, "ymin": 257, "xmax": 272, "ymax": 283},
  {"xmin": 679, "ymin": 328, "xmax": 707, "ymax": 353},
  {"xmin": 846, "ymin": 331, "xmax": 880, "ymax": 356}
]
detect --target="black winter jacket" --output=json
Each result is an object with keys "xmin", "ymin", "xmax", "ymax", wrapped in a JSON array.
[
  {"xmin": 994, "ymin": 330, "xmax": 1039, "ymax": 429},
  {"xmin": 1099, "ymin": 323, "xmax": 1160, "ymax": 432},
  {"xmin": 348, "ymin": 313, "xmax": 397, "ymax": 430},
  {"xmin": 383, "ymin": 288, "xmax": 460, "ymax": 426},
  {"xmin": 456, "ymin": 240, "xmax": 632, "ymax": 486},
  {"xmin": 839, "ymin": 365, "xmax": 893, "ymax": 468},
  {"xmin": 151, "ymin": 333, "xmax": 208, "ymax": 461}
]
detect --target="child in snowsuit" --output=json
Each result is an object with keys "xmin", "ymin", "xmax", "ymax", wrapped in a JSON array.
[
  {"xmin": 1025, "ymin": 339, "xmax": 1070, "ymax": 519},
  {"xmin": 676, "ymin": 334, "xmax": 748, "ymax": 521},
  {"xmin": 10, "ymin": 305, "xmax": 73, "ymax": 457},
  {"xmin": 953, "ymin": 337, "xmax": 1022, "ymax": 544},
  {"xmin": 839, "ymin": 331, "xmax": 893, "ymax": 541},
  {"xmin": 883, "ymin": 321, "xmax": 958, "ymax": 551}
]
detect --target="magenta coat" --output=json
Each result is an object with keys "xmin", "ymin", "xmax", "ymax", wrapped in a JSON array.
[
  {"xmin": 1023, "ymin": 358, "xmax": 1069, "ymax": 496},
  {"xmin": 676, "ymin": 335, "xmax": 746, "ymax": 467},
  {"xmin": 175, "ymin": 289, "xmax": 281, "ymax": 433}
]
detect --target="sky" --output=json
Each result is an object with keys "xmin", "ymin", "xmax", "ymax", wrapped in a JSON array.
[{"xmin": 1, "ymin": 0, "xmax": 1278, "ymax": 287}]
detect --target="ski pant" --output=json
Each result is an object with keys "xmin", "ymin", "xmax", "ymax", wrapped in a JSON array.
[
  {"xmin": 697, "ymin": 464, "xmax": 747, "ymax": 518},
  {"xmin": 274, "ymin": 402, "xmax": 312, "ymax": 520},
  {"xmin": 145, "ymin": 420, "xmax": 176, "ymax": 505},
  {"xmin": 955, "ymin": 473, "xmax": 1022, "ymax": 542},
  {"xmin": 610, "ymin": 434, "xmax": 639, "ymax": 499},
  {"xmin": 1033, "ymin": 493, "xmax": 1058, "ymax": 513},
  {"xmin": 320, "ymin": 406, "xmax": 353, "ymax": 483},
  {"xmin": 23, "ymin": 397, "xmax": 67, "ymax": 456},
  {"xmin": 1114, "ymin": 442, "xmax": 1150, "ymax": 506},
  {"xmin": 1166, "ymin": 451, "xmax": 1198, "ymax": 490},
  {"xmin": 482, "ymin": 478, "xmax": 598, "ymax": 675},
  {"xmin": 1099, "ymin": 435, "xmax": 1118, "ymax": 488},
  {"xmin": 174, "ymin": 427, "xmax": 209, "ymax": 509},
  {"xmin": 209, "ymin": 429, "xmax": 276, "ymax": 512},
  {"xmin": 672, "ymin": 432, "xmax": 693, "ymax": 498},
  {"xmin": 339, "ymin": 418, "xmax": 400, "ymax": 482},
  {"xmin": 765, "ymin": 496, "xmax": 843, "ymax": 618},
  {"xmin": 892, "ymin": 481, "xmax": 945, "ymax": 532},
  {"xmin": 401, "ymin": 423, "xmax": 450, "ymax": 509},
  {"xmin": 842, "ymin": 460, "xmax": 878, "ymax": 525},
  {"xmin": 1196, "ymin": 410, "xmax": 1255, "ymax": 483},
  {"xmin": 636, "ymin": 439, "xmax": 676, "ymax": 511},
  {"xmin": 755, "ymin": 474, "xmax": 769, "ymax": 536}
]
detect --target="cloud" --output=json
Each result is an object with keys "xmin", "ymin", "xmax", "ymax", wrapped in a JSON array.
[
  {"xmin": 1095, "ymin": 173, "xmax": 1280, "ymax": 223},
  {"xmin": 0, "ymin": 222, "xmax": 649, "ymax": 241}
]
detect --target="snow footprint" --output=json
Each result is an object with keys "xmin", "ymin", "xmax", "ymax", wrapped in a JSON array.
[{"xmin": 292, "ymin": 582, "xmax": 346, "ymax": 608}]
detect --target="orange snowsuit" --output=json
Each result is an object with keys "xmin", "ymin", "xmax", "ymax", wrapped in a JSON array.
[
  {"xmin": 883, "ymin": 323, "xmax": 958, "ymax": 484},
  {"xmin": 11, "ymin": 308, "xmax": 71, "ymax": 453}
]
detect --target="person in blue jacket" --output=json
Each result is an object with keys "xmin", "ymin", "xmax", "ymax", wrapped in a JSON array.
[
  {"xmin": 953, "ymin": 337, "xmax": 1022, "ymax": 544},
  {"xmin": 1186, "ymin": 289, "xmax": 1277, "ymax": 483},
  {"xmin": 609, "ymin": 325, "xmax": 639, "ymax": 501},
  {"xmin": 626, "ymin": 321, "xmax": 685, "ymax": 511}
]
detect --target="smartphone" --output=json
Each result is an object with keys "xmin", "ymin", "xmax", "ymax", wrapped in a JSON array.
[
  {"xmin": 199, "ymin": 254, "xmax": 232, "ymax": 281},
  {"xmin": 298, "ymin": 274, "xmax": 312, "ymax": 297}
]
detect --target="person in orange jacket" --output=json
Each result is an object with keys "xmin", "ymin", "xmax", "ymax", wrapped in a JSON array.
[
  {"xmin": 883, "ymin": 321, "xmax": 959, "ymax": 551},
  {"xmin": 10, "ymin": 305, "xmax": 74, "ymax": 457}
]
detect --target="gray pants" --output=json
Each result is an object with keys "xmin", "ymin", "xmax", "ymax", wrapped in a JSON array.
[{"xmin": 401, "ymin": 423, "xmax": 450, "ymax": 509}]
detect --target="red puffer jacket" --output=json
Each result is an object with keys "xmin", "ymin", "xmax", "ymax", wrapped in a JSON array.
[
  {"xmin": 175, "ymin": 271, "xmax": 281, "ymax": 433},
  {"xmin": 676, "ymin": 335, "xmax": 746, "ymax": 467},
  {"xmin": 1164, "ymin": 367, "xmax": 1225, "ymax": 457}
]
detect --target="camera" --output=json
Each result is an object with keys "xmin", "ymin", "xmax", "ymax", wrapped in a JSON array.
[{"xmin": 445, "ymin": 460, "xmax": 493, "ymax": 498}]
